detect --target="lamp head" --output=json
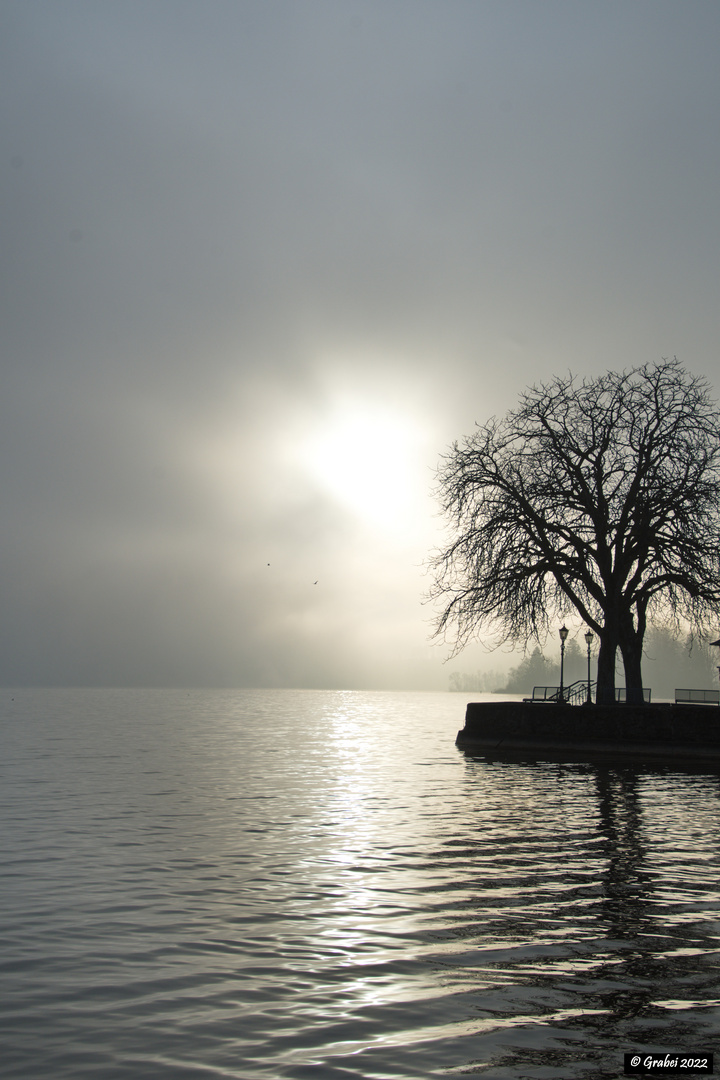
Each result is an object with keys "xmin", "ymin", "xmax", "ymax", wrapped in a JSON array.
[
  {"xmin": 559, "ymin": 625, "xmax": 569, "ymax": 643},
  {"xmin": 584, "ymin": 629, "xmax": 594, "ymax": 646}
]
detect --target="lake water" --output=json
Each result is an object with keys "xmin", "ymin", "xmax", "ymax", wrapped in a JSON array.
[{"xmin": 0, "ymin": 688, "xmax": 718, "ymax": 1078}]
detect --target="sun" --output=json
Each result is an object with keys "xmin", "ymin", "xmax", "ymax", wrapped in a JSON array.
[{"xmin": 298, "ymin": 400, "xmax": 427, "ymax": 532}]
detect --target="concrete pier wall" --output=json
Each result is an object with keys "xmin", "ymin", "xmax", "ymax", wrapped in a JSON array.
[{"xmin": 457, "ymin": 701, "xmax": 720, "ymax": 764}]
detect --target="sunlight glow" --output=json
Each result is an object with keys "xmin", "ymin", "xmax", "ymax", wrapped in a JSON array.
[{"xmin": 298, "ymin": 400, "xmax": 428, "ymax": 532}]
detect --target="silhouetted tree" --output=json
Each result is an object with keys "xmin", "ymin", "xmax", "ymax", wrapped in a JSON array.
[
  {"xmin": 431, "ymin": 360, "xmax": 720, "ymax": 703},
  {"xmin": 499, "ymin": 640, "xmax": 586, "ymax": 694},
  {"xmin": 499, "ymin": 646, "xmax": 555, "ymax": 694}
]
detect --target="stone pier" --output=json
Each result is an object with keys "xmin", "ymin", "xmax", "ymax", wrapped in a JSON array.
[{"xmin": 457, "ymin": 701, "xmax": 720, "ymax": 765}]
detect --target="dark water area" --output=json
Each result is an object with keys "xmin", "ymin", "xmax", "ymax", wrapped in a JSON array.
[{"xmin": 0, "ymin": 689, "xmax": 718, "ymax": 1078}]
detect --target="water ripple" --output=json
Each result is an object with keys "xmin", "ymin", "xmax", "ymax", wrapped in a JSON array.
[{"xmin": 1, "ymin": 689, "xmax": 719, "ymax": 1078}]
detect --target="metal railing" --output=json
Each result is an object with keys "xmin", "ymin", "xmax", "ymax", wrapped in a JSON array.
[
  {"xmin": 675, "ymin": 688, "xmax": 720, "ymax": 705},
  {"xmin": 527, "ymin": 682, "xmax": 653, "ymax": 705},
  {"xmin": 615, "ymin": 687, "xmax": 652, "ymax": 703},
  {"xmin": 526, "ymin": 680, "xmax": 595, "ymax": 705}
]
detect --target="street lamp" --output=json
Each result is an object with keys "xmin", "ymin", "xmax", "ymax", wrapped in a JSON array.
[
  {"xmin": 710, "ymin": 637, "xmax": 720, "ymax": 685},
  {"xmin": 559, "ymin": 625, "xmax": 569, "ymax": 703},
  {"xmin": 584, "ymin": 629, "xmax": 594, "ymax": 704}
]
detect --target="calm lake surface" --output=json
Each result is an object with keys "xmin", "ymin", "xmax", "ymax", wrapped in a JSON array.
[{"xmin": 1, "ymin": 688, "xmax": 719, "ymax": 1079}]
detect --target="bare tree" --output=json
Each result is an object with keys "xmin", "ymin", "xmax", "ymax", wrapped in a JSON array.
[{"xmin": 430, "ymin": 360, "xmax": 720, "ymax": 703}]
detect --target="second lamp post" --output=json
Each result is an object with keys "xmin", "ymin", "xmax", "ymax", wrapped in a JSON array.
[
  {"xmin": 559, "ymin": 625, "xmax": 569, "ymax": 703},
  {"xmin": 584, "ymin": 629, "xmax": 594, "ymax": 704}
]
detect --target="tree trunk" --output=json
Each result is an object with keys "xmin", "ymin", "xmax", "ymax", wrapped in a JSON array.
[
  {"xmin": 619, "ymin": 626, "xmax": 645, "ymax": 704},
  {"xmin": 595, "ymin": 633, "xmax": 617, "ymax": 705}
]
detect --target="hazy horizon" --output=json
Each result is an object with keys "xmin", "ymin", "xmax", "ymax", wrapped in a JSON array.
[{"xmin": 2, "ymin": 1, "xmax": 720, "ymax": 690}]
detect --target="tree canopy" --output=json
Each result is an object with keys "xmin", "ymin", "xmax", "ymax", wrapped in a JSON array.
[{"xmin": 430, "ymin": 359, "xmax": 720, "ymax": 703}]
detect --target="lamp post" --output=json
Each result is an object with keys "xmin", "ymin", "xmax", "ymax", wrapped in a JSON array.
[
  {"xmin": 711, "ymin": 637, "xmax": 720, "ymax": 686},
  {"xmin": 584, "ymin": 629, "xmax": 594, "ymax": 704},
  {"xmin": 559, "ymin": 625, "xmax": 569, "ymax": 703}
]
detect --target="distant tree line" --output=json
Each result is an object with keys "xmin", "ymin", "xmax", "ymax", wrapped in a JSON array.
[
  {"xmin": 448, "ymin": 641, "xmax": 585, "ymax": 693},
  {"xmin": 448, "ymin": 670, "xmax": 502, "ymax": 693},
  {"xmin": 448, "ymin": 628, "xmax": 717, "ymax": 697}
]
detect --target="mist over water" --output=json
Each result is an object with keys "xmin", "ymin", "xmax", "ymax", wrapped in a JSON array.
[
  {"xmin": 1, "ymin": 689, "xmax": 719, "ymax": 1078},
  {"xmin": 4, "ymin": 3, "xmax": 720, "ymax": 692}
]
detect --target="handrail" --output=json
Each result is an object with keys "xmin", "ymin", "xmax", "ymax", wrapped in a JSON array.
[
  {"xmin": 529, "ymin": 680, "xmax": 595, "ymax": 704},
  {"xmin": 528, "ymin": 682, "xmax": 653, "ymax": 705},
  {"xmin": 565, "ymin": 680, "xmax": 595, "ymax": 705}
]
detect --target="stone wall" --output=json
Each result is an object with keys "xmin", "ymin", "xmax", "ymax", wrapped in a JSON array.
[{"xmin": 457, "ymin": 701, "xmax": 720, "ymax": 762}]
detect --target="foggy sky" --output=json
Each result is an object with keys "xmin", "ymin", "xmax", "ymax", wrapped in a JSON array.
[{"xmin": 2, "ymin": 1, "xmax": 720, "ymax": 689}]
